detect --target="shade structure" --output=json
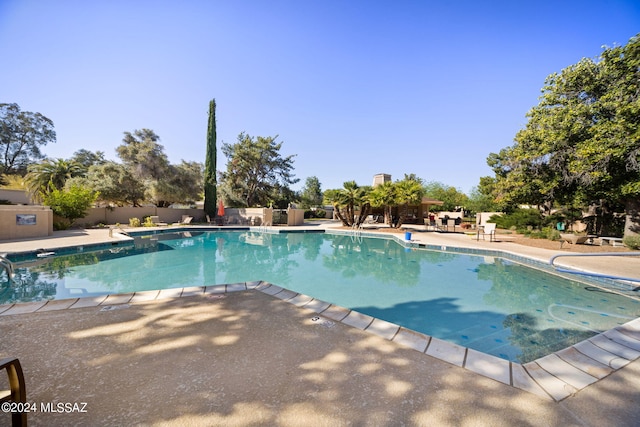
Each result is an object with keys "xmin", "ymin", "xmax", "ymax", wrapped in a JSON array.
[{"xmin": 217, "ymin": 200, "xmax": 225, "ymax": 217}]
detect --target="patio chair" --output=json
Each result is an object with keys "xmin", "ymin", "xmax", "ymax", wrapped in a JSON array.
[
  {"xmin": 180, "ymin": 215, "xmax": 193, "ymax": 224},
  {"xmin": 476, "ymin": 223, "xmax": 496, "ymax": 242},
  {"xmin": 0, "ymin": 357, "xmax": 27, "ymax": 427}
]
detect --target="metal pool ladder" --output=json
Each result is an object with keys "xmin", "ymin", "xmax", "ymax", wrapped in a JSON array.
[
  {"xmin": 0, "ymin": 254, "xmax": 14, "ymax": 282},
  {"xmin": 549, "ymin": 252, "xmax": 640, "ymax": 284}
]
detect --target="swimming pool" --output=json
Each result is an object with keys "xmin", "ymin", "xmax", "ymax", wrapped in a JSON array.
[{"xmin": 2, "ymin": 230, "xmax": 639, "ymax": 363}]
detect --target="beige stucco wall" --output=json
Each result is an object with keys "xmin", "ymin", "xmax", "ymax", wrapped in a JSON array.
[
  {"xmin": 77, "ymin": 207, "xmax": 205, "ymax": 226},
  {"xmin": 0, "ymin": 205, "xmax": 53, "ymax": 241},
  {"xmin": 224, "ymin": 208, "xmax": 273, "ymax": 225},
  {"xmin": 287, "ymin": 208, "xmax": 305, "ymax": 226},
  {"xmin": 0, "ymin": 189, "xmax": 31, "ymax": 205}
]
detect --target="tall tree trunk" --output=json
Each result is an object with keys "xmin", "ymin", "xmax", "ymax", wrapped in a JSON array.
[
  {"xmin": 204, "ymin": 99, "xmax": 217, "ymax": 218},
  {"xmin": 624, "ymin": 198, "xmax": 640, "ymax": 237}
]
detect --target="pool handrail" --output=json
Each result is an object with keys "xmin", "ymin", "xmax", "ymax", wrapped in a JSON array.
[
  {"xmin": 549, "ymin": 252, "xmax": 640, "ymax": 284},
  {"xmin": 0, "ymin": 253, "xmax": 14, "ymax": 282}
]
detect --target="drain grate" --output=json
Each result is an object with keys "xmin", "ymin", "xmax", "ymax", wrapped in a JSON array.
[
  {"xmin": 310, "ymin": 316, "xmax": 335, "ymax": 328},
  {"xmin": 100, "ymin": 304, "xmax": 131, "ymax": 312}
]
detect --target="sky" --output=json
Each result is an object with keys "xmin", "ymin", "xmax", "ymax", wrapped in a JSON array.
[{"xmin": 1, "ymin": 1, "xmax": 639, "ymax": 195}]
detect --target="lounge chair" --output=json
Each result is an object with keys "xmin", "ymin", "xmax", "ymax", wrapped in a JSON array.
[
  {"xmin": 149, "ymin": 216, "xmax": 168, "ymax": 226},
  {"xmin": 180, "ymin": 215, "xmax": 193, "ymax": 224},
  {"xmin": 364, "ymin": 215, "xmax": 379, "ymax": 224},
  {"xmin": 1, "ymin": 357, "xmax": 27, "ymax": 427},
  {"xmin": 435, "ymin": 218, "xmax": 447, "ymax": 232},
  {"xmin": 476, "ymin": 223, "xmax": 496, "ymax": 242}
]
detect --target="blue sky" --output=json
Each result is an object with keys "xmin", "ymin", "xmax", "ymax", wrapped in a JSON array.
[{"xmin": 1, "ymin": 1, "xmax": 639, "ymax": 194}]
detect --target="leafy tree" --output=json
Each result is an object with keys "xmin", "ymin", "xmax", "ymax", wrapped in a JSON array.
[
  {"xmin": 151, "ymin": 161, "xmax": 204, "ymax": 207},
  {"xmin": 423, "ymin": 181, "xmax": 469, "ymax": 212},
  {"xmin": 219, "ymin": 133, "xmax": 298, "ymax": 207},
  {"xmin": 25, "ymin": 158, "xmax": 86, "ymax": 201},
  {"xmin": 42, "ymin": 184, "xmax": 98, "ymax": 229},
  {"xmin": 70, "ymin": 161, "xmax": 146, "ymax": 206},
  {"xmin": 467, "ymin": 177, "xmax": 502, "ymax": 214},
  {"xmin": 115, "ymin": 129, "xmax": 203, "ymax": 207},
  {"xmin": 268, "ymin": 183, "xmax": 298, "ymax": 209},
  {"xmin": 70, "ymin": 149, "xmax": 106, "ymax": 169},
  {"xmin": 299, "ymin": 176, "xmax": 323, "ymax": 208},
  {"xmin": 204, "ymin": 99, "xmax": 217, "ymax": 217},
  {"xmin": 0, "ymin": 103, "xmax": 56, "ymax": 175},
  {"xmin": 116, "ymin": 129, "xmax": 169, "ymax": 180},
  {"xmin": 488, "ymin": 34, "xmax": 640, "ymax": 236}
]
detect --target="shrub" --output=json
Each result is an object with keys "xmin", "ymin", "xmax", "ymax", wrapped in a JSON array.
[
  {"xmin": 623, "ymin": 235, "xmax": 640, "ymax": 250},
  {"xmin": 129, "ymin": 217, "xmax": 141, "ymax": 227},
  {"xmin": 42, "ymin": 185, "xmax": 98, "ymax": 229},
  {"xmin": 143, "ymin": 216, "xmax": 155, "ymax": 227},
  {"xmin": 490, "ymin": 208, "xmax": 543, "ymax": 231},
  {"xmin": 522, "ymin": 227, "xmax": 561, "ymax": 240}
]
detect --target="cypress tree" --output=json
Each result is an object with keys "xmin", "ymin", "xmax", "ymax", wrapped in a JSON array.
[{"xmin": 203, "ymin": 99, "xmax": 217, "ymax": 217}]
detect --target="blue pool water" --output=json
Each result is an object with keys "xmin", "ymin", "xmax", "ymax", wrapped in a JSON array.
[{"xmin": 2, "ymin": 230, "xmax": 639, "ymax": 363}]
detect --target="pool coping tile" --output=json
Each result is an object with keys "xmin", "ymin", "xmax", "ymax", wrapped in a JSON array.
[
  {"xmin": 603, "ymin": 328, "xmax": 640, "ymax": 352},
  {"xmin": 181, "ymin": 286, "xmax": 205, "ymax": 297},
  {"xmin": 616, "ymin": 321, "xmax": 640, "ymax": 342},
  {"xmin": 69, "ymin": 295, "xmax": 108, "ymax": 308},
  {"xmin": 101, "ymin": 293, "xmax": 134, "ymax": 305},
  {"xmin": 320, "ymin": 304, "xmax": 351, "ymax": 322},
  {"xmin": 245, "ymin": 281, "xmax": 262, "ymax": 290},
  {"xmin": 465, "ymin": 348, "xmax": 511, "ymax": 385},
  {"xmin": 36, "ymin": 299, "xmax": 79, "ymax": 312},
  {"xmin": 366, "ymin": 318, "xmax": 400, "ymax": 341},
  {"xmin": 157, "ymin": 288, "xmax": 183, "ymax": 300},
  {"xmin": 1, "ymin": 300, "xmax": 47, "ymax": 315},
  {"xmin": 130, "ymin": 290, "xmax": 161, "ymax": 303},
  {"xmin": 272, "ymin": 289, "xmax": 298, "ymax": 301},
  {"xmin": 204, "ymin": 285, "xmax": 227, "ymax": 294},
  {"xmin": 511, "ymin": 363, "xmax": 551, "ymax": 399},
  {"xmin": 342, "ymin": 311, "xmax": 374, "ymax": 330},
  {"xmin": 260, "ymin": 284, "xmax": 284, "ymax": 296},
  {"xmin": 288, "ymin": 293, "xmax": 315, "ymax": 307},
  {"xmin": 572, "ymin": 339, "xmax": 630, "ymax": 369},
  {"xmin": 589, "ymin": 334, "xmax": 640, "ymax": 360},
  {"xmin": 302, "ymin": 298, "xmax": 331, "ymax": 313},
  {"xmin": 392, "ymin": 328, "xmax": 430, "ymax": 352},
  {"xmin": 226, "ymin": 283, "xmax": 248, "ymax": 292},
  {"xmin": 523, "ymin": 361, "xmax": 575, "ymax": 401},
  {"xmin": 555, "ymin": 346, "xmax": 613, "ymax": 379},
  {"xmin": 534, "ymin": 354, "xmax": 598, "ymax": 390},
  {"xmin": 425, "ymin": 337, "xmax": 466, "ymax": 367}
]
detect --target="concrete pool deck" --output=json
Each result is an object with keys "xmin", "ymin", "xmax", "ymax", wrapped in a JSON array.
[{"xmin": 1, "ymin": 224, "xmax": 640, "ymax": 426}]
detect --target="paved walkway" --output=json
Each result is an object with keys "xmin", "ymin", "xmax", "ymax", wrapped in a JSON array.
[{"xmin": 1, "ymin": 223, "xmax": 640, "ymax": 426}]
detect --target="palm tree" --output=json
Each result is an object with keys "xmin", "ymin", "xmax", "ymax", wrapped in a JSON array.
[
  {"xmin": 328, "ymin": 181, "xmax": 371, "ymax": 227},
  {"xmin": 25, "ymin": 158, "xmax": 86, "ymax": 201},
  {"xmin": 368, "ymin": 181, "xmax": 396, "ymax": 226},
  {"xmin": 393, "ymin": 178, "xmax": 424, "ymax": 228}
]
